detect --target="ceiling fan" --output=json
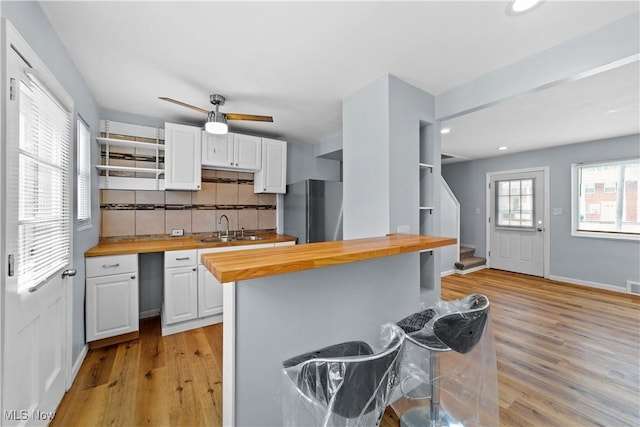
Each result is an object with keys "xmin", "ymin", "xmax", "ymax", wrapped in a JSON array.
[{"xmin": 159, "ymin": 94, "xmax": 273, "ymax": 135}]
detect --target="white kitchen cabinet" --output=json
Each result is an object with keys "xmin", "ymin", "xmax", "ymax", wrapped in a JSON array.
[
  {"xmin": 165, "ymin": 122, "xmax": 202, "ymax": 190},
  {"xmin": 164, "ymin": 250, "xmax": 198, "ymax": 325},
  {"xmin": 254, "ymin": 138, "xmax": 286, "ymax": 194},
  {"xmin": 197, "ymin": 243, "xmax": 277, "ymax": 317},
  {"xmin": 198, "ymin": 265, "xmax": 224, "ymax": 318},
  {"xmin": 86, "ymin": 254, "xmax": 139, "ymax": 342},
  {"xmin": 202, "ymin": 132, "xmax": 261, "ymax": 171}
]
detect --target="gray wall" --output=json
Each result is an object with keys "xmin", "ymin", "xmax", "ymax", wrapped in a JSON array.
[
  {"xmin": 2, "ymin": 1, "xmax": 102, "ymax": 363},
  {"xmin": 442, "ymin": 134, "xmax": 640, "ymax": 290},
  {"xmin": 343, "ymin": 74, "xmax": 390, "ymax": 239},
  {"xmin": 286, "ymin": 139, "xmax": 341, "ymax": 184}
]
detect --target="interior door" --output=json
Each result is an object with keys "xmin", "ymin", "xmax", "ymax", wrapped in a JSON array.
[
  {"xmin": 3, "ymin": 36, "xmax": 71, "ymax": 425},
  {"xmin": 489, "ymin": 170, "xmax": 545, "ymax": 276}
]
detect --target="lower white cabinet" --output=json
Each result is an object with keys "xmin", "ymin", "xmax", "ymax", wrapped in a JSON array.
[
  {"xmin": 198, "ymin": 265, "xmax": 224, "ymax": 317},
  {"xmin": 164, "ymin": 250, "xmax": 198, "ymax": 325},
  {"xmin": 163, "ymin": 242, "xmax": 295, "ymax": 335},
  {"xmin": 86, "ymin": 254, "xmax": 139, "ymax": 342}
]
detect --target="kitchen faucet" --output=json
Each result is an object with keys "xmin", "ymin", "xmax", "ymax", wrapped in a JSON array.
[{"xmin": 219, "ymin": 214, "xmax": 230, "ymax": 238}]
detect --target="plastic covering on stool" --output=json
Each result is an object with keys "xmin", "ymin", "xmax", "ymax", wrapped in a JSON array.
[
  {"xmin": 392, "ymin": 294, "xmax": 499, "ymax": 427},
  {"xmin": 281, "ymin": 323, "xmax": 405, "ymax": 427}
]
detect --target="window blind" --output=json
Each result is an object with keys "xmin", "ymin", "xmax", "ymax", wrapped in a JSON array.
[
  {"xmin": 18, "ymin": 74, "xmax": 72, "ymax": 292},
  {"xmin": 77, "ymin": 117, "xmax": 91, "ymax": 228}
]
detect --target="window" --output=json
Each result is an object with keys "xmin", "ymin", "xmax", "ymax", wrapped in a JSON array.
[
  {"xmin": 19, "ymin": 73, "xmax": 72, "ymax": 291},
  {"xmin": 604, "ymin": 182, "xmax": 617, "ymax": 193},
  {"xmin": 573, "ymin": 158, "xmax": 640, "ymax": 240},
  {"xmin": 495, "ymin": 178, "xmax": 534, "ymax": 228},
  {"xmin": 77, "ymin": 117, "xmax": 92, "ymax": 230}
]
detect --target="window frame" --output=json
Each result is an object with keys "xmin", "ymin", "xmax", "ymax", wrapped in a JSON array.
[
  {"xmin": 77, "ymin": 115, "xmax": 92, "ymax": 231},
  {"xmin": 494, "ymin": 177, "xmax": 535, "ymax": 230},
  {"xmin": 571, "ymin": 158, "xmax": 640, "ymax": 241}
]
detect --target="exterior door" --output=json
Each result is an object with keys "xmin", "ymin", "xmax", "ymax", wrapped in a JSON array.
[
  {"xmin": 489, "ymin": 170, "xmax": 545, "ymax": 276},
  {"xmin": 3, "ymin": 28, "xmax": 72, "ymax": 425}
]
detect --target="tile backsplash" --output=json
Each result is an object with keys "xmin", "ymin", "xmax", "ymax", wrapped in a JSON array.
[{"xmin": 100, "ymin": 170, "xmax": 276, "ymax": 238}]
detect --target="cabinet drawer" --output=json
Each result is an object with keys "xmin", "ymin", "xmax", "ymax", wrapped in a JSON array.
[
  {"xmin": 86, "ymin": 254, "xmax": 138, "ymax": 278},
  {"xmin": 165, "ymin": 249, "xmax": 198, "ymax": 268}
]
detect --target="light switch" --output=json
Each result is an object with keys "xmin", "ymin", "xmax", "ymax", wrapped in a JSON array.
[
  {"xmin": 397, "ymin": 225, "xmax": 411, "ymax": 234},
  {"xmin": 552, "ymin": 208, "xmax": 563, "ymax": 216}
]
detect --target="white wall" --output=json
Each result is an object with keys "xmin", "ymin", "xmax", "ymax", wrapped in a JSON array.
[{"xmin": 440, "ymin": 178, "xmax": 459, "ymax": 274}]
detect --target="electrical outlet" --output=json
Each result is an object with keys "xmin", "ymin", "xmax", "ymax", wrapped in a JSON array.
[
  {"xmin": 397, "ymin": 225, "xmax": 411, "ymax": 234},
  {"xmin": 171, "ymin": 229, "xmax": 184, "ymax": 237}
]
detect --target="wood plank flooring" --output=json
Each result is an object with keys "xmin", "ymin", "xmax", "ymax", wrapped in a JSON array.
[{"xmin": 52, "ymin": 269, "xmax": 639, "ymax": 426}]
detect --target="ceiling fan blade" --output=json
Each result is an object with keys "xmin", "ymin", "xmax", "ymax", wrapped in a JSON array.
[
  {"xmin": 226, "ymin": 113, "xmax": 274, "ymax": 122},
  {"xmin": 159, "ymin": 97, "xmax": 209, "ymax": 115}
]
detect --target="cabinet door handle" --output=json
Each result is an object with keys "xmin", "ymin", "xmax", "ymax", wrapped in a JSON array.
[
  {"xmin": 131, "ymin": 275, "xmax": 136, "ymax": 279},
  {"xmin": 192, "ymin": 268, "xmax": 197, "ymax": 271},
  {"xmin": 230, "ymin": 162, "xmax": 233, "ymax": 166},
  {"xmin": 102, "ymin": 263, "xmax": 120, "ymax": 268},
  {"xmin": 175, "ymin": 257, "xmax": 190, "ymax": 261}
]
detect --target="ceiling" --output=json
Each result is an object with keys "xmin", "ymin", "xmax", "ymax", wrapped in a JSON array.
[{"xmin": 40, "ymin": 1, "xmax": 640, "ymax": 160}]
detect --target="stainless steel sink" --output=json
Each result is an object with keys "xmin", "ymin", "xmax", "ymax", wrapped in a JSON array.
[
  {"xmin": 199, "ymin": 236, "xmax": 236, "ymax": 243},
  {"xmin": 236, "ymin": 235, "xmax": 263, "ymax": 241}
]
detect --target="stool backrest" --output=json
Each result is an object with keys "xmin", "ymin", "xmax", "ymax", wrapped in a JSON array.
[
  {"xmin": 432, "ymin": 294, "xmax": 489, "ymax": 354},
  {"xmin": 294, "ymin": 335, "xmax": 404, "ymax": 419}
]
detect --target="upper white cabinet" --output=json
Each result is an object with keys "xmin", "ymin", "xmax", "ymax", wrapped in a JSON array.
[
  {"xmin": 202, "ymin": 132, "xmax": 261, "ymax": 171},
  {"xmin": 255, "ymin": 138, "xmax": 287, "ymax": 194},
  {"xmin": 165, "ymin": 122, "xmax": 202, "ymax": 190}
]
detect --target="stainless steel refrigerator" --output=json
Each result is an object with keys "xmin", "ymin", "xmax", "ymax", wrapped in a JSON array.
[{"xmin": 283, "ymin": 180, "xmax": 343, "ymax": 243}]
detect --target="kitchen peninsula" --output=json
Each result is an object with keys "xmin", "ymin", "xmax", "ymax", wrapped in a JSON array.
[{"xmin": 201, "ymin": 233, "xmax": 456, "ymax": 426}]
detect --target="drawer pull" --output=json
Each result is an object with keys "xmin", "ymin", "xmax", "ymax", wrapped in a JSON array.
[
  {"xmin": 131, "ymin": 275, "xmax": 136, "ymax": 280},
  {"xmin": 175, "ymin": 257, "xmax": 190, "ymax": 261},
  {"xmin": 102, "ymin": 263, "xmax": 120, "ymax": 268}
]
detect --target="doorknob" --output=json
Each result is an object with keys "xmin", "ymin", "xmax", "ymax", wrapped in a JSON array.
[{"xmin": 62, "ymin": 269, "xmax": 77, "ymax": 278}]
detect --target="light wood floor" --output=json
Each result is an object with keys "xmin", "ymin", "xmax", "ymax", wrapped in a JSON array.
[{"xmin": 53, "ymin": 269, "xmax": 639, "ymax": 426}]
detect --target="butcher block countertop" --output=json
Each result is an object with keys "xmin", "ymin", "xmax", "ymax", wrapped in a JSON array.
[
  {"xmin": 202, "ymin": 234, "xmax": 457, "ymax": 283},
  {"xmin": 85, "ymin": 233, "xmax": 297, "ymax": 257}
]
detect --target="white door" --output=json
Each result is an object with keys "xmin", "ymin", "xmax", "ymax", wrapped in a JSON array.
[
  {"xmin": 233, "ymin": 133, "xmax": 261, "ymax": 170},
  {"xmin": 3, "ymin": 31, "xmax": 72, "ymax": 425},
  {"xmin": 164, "ymin": 266, "xmax": 198, "ymax": 325},
  {"xmin": 489, "ymin": 170, "xmax": 545, "ymax": 276},
  {"xmin": 202, "ymin": 131, "xmax": 233, "ymax": 167},
  {"xmin": 198, "ymin": 266, "xmax": 224, "ymax": 317},
  {"xmin": 164, "ymin": 123, "xmax": 201, "ymax": 190}
]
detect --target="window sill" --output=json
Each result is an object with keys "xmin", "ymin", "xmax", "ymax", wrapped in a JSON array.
[{"xmin": 572, "ymin": 230, "xmax": 640, "ymax": 241}]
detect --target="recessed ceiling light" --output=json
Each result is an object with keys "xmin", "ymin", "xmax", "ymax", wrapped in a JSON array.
[
  {"xmin": 440, "ymin": 128, "xmax": 451, "ymax": 134},
  {"xmin": 506, "ymin": 0, "xmax": 544, "ymax": 15},
  {"xmin": 498, "ymin": 146, "xmax": 508, "ymax": 151}
]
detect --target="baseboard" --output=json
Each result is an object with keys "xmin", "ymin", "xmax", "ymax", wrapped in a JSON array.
[
  {"xmin": 547, "ymin": 275, "xmax": 627, "ymax": 294},
  {"xmin": 455, "ymin": 265, "xmax": 487, "ymax": 275},
  {"xmin": 140, "ymin": 308, "xmax": 161, "ymax": 319},
  {"xmin": 161, "ymin": 313, "xmax": 223, "ymax": 337},
  {"xmin": 460, "ymin": 244, "xmax": 475, "ymax": 249},
  {"xmin": 441, "ymin": 269, "xmax": 456, "ymax": 277},
  {"xmin": 69, "ymin": 344, "xmax": 88, "ymax": 390}
]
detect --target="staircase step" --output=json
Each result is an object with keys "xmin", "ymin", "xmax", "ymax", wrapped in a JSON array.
[
  {"xmin": 459, "ymin": 246, "xmax": 475, "ymax": 259},
  {"xmin": 455, "ymin": 256, "xmax": 486, "ymax": 271}
]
